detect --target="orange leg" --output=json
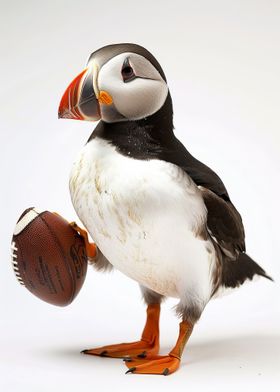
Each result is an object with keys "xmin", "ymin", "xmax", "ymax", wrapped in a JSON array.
[
  {"xmin": 82, "ymin": 304, "xmax": 160, "ymax": 359},
  {"xmin": 125, "ymin": 320, "xmax": 193, "ymax": 375}
]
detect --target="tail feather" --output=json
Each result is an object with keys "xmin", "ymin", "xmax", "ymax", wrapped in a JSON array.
[{"xmin": 221, "ymin": 252, "xmax": 273, "ymax": 289}]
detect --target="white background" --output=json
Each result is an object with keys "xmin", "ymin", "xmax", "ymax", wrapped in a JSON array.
[{"xmin": 1, "ymin": 0, "xmax": 279, "ymax": 390}]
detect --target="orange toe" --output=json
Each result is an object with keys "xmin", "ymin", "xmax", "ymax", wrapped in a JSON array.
[
  {"xmin": 82, "ymin": 339, "xmax": 159, "ymax": 359},
  {"xmin": 70, "ymin": 222, "xmax": 97, "ymax": 259},
  {"xmin": 124, "ymin": 355, "xmax": 180, "ymax": 375}
]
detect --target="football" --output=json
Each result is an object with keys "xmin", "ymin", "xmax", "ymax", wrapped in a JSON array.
[{"xmin": 11, "ymin": 208, "xmax": 90, "ymax": 306}]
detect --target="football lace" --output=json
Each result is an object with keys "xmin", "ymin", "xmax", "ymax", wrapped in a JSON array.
[{"xmin": 11, "ymin": 241, "xmax": 25, "ymax": 286}]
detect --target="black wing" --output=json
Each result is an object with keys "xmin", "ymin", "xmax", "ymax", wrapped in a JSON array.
[
  {"xmin": 166, "ymin": 137, "xmax": 245, "ymax": 258},
  {"xmin": 199, "ymin": 187, "xmax": 245, "ymax": 256}
]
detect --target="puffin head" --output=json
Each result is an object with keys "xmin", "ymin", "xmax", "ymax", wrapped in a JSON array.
[{"xmin": 58, "ymin": 43, "xmax": 170, "ymax": 124}]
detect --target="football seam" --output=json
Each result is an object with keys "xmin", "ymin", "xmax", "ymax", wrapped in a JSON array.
[{"xmin": 38, "ymin": 212, "xmax": 77, "ymax": 304}]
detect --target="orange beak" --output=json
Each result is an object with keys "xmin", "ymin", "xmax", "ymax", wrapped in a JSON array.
[{"xmin": 58, "ymin": 68, "xmax": 101, "ymax": 121}]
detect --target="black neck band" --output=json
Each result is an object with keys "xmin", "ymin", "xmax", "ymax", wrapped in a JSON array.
[{"xmin": 88, "ymin": 93, "xmax": 174, "ymax": 159}]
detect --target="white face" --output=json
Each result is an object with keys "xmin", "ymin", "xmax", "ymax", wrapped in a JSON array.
[{"xmin": 93, "ymin": 52, "xmax": 169, "ymax": 122}]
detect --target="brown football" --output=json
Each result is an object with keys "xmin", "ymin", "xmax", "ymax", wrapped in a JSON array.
[{"xmin": 11, "ymin": 208, "xmax": 88, "ymax": 306}]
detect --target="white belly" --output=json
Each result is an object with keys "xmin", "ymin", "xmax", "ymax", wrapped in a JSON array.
[{"xmin": 70, "ymin": 137, "xmax": 216, "ymax": 302}]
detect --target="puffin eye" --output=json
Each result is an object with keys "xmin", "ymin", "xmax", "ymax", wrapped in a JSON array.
[{"xmin": 121, "ymin": 59, "xmax": 136, "ymax": 82}]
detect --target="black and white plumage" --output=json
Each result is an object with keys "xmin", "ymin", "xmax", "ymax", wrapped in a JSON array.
[{"xmin": 60, "ymin": 43, "xmax": 272, "ymax": 327}]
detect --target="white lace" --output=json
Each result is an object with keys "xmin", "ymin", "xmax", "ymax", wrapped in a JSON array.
[{"xmin": 11, "ymin": 241, "xmax": 25, "ymax": 286}]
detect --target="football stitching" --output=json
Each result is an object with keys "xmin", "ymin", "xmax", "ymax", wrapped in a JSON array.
[{"xmin": 11, "ymin": 241, "xmax": 25, "ymax": 286}]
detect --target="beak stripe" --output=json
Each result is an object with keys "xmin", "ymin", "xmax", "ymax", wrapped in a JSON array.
[
  {"xmin": 71, "ymin": 78, "xmax": 83, "ymax": 119},
  {"xmin": 58, "ymin": 67, "xmax": 101, "ymax": 122},
  {"xmin": 58, "ymin": 69, "xmax": 88, "ymax": 120}
]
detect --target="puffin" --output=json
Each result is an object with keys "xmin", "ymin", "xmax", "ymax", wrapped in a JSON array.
[{"xmin": 58, "ymin": 43, "xmax": 272, "ymax": 376}]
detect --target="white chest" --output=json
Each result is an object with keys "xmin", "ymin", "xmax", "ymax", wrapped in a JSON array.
[{"xmin": 70, "ymin": 137, "xmax": 215, "ymax": 300}]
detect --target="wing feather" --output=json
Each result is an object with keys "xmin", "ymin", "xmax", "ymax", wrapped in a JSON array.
[
  {"xmin": 167, "ymin": 137, "xmax": 245, "ymax": 259},
  {"xmin": 200, "ymin": 187, "xmax": 245, "ymax": 258}
]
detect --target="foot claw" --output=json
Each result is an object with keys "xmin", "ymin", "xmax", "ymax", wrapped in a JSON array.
[
  {"xmin": 125, "ymin": 367, "xmax": 136, "ymax": 374},
  {"xmin": 123, "ymin": 357, "xmax": 132, "ymax": 362},
  {"xmin": 80, "ymin": 349, "xmax": 88, "ymax": 354},
  {"xmin": 137, "ymin": 351, "xmax": 147, "ymax": 358},
  {"xmin": 162, "ymin": 368, "xmax": 169, "ymax": 376}
]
